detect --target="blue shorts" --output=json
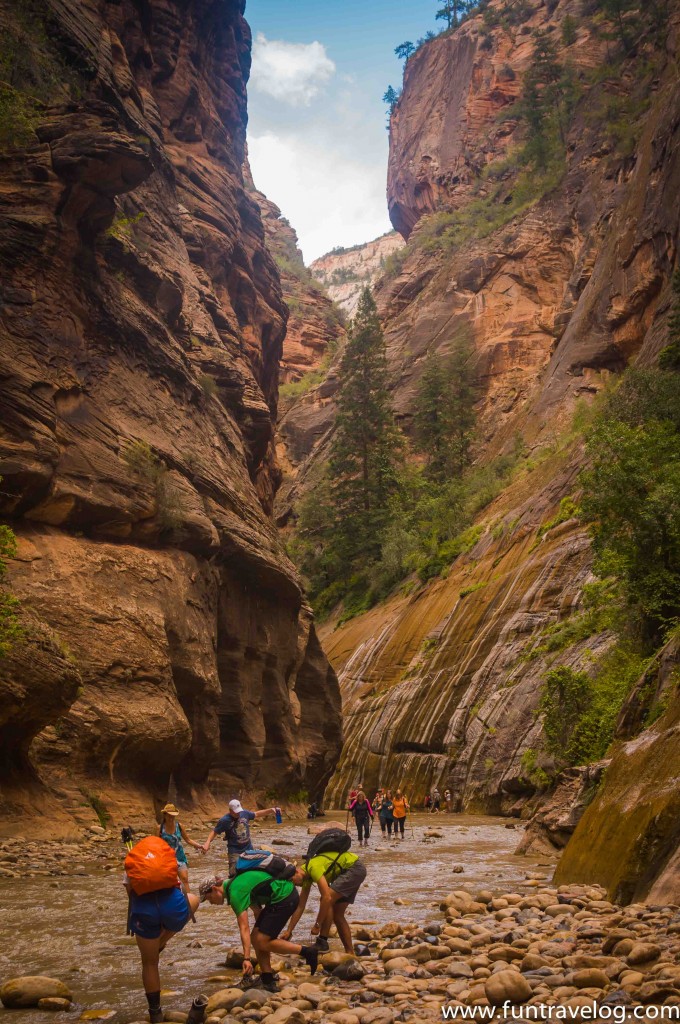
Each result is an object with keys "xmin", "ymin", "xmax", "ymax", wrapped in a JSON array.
[{"xmin": 129, "ymin": 886, "xmax": 190, "ymax": 940}]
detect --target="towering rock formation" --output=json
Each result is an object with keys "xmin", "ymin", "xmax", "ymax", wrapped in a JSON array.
[
  {"xmin": 0, "ymin": 0, "xmax": 341, "ymax": 828},
  {"xmin": 311, "ymin": 232, "xmax": 405, "ymax": 318},
  {"xmin": 320, "ymin": 0, "xmax": 680, "ymax": 872}
]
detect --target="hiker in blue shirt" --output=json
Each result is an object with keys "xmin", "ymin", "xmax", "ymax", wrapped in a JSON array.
[{"xmin": 202, "ymin": 799, "xmax": 281, "ymax": 876}]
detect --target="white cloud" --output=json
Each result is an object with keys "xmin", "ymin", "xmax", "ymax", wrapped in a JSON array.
[
  {"xmin": 248, "ymin": 130, "xmax": 391, "ymax": 263},
  {"xmin": 251, "ymin": 34, "xmax": 336, "ymax": 107}
]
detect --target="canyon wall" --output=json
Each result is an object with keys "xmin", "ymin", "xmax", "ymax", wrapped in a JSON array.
[
  {"xmin": 311, "ymin": 232, "xmax": 405, "ymax": 318},
  {"xmin": 321, "ymin": 0, "xmax": 680, "ymax": 853},
  {"xmin": 0, "ymin": 0, "xmax": 341, "ymax": 831}
]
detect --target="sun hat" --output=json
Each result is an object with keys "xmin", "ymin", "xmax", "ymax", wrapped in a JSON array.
[
  {"xmin": 161, "ymin": 803, "xmax": 180, "ymax": 816},
  {"xmin": 228, "ymin": 799, "xmax": 243, "ymax": 814},
  {"xmin": 199, "ymin": 876, "xmax": 224, "ymax": 902}
]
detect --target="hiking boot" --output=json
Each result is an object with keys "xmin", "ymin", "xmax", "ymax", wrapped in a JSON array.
[
  {"xmin": 261, "ymin": 975, "xmax": 279, "ymax": 993},
  {"xmin": 302, "ymin": 945, "xmax": 319, "ymax": 975},
  {"xmin": 315, "ymin": 935, "xmax": 330, "ymax": 952},
  {"xmin": 148, "ymin": 1010, "xmax": 163, "ymax": 1024},
  {"xmin": 186, "ymin": 995, "xmax": 208, "ymax": 1024}
]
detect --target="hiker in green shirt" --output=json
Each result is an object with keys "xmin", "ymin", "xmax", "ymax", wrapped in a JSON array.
[
  {"xmin": 282, "ymin": 850, "xmax": 367, "ymax": 955},
  {"xmin": 199, "ymin": 871, "xmax": 318, "ymax": 992}
]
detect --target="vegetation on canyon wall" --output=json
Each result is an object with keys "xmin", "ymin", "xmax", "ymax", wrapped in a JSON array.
[
  {"xmin": 0, "ymin": 513, "xmax": 21, "ymax": 658},
  {"xmin": 529, "ymin": 274, "xmax": 680, "ymax": 777}
]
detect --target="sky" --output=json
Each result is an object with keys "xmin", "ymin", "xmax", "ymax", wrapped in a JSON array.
[{"xmin": 244, "ymin": 0, "xmax": 441, "ymax": 264}]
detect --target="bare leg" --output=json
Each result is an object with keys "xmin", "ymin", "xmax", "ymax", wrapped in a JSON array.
[
  {"xmin": 252, "ymin": 927, "xmax": 308, "ymax": 973},
  {"xmin": 333, "ymin": 901, "xmax": 353, "ymax": 954},
  {"xmin": 136, "ymin": 935, "xmax": 163, "ymax": 994}
]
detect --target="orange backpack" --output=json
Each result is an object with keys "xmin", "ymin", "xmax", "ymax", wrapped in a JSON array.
[{"xmin": 125, "ymin": 836, "xmax": 179, "ymax": 895}]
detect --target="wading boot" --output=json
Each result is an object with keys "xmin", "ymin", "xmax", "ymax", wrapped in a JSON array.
[
  {"xmin": 315, "ymin": 935, "xmax": 330, "ymax": 952},
  {"xmin": 186, "ymin": 994, "xmax": 209, "ymax": 1024}
]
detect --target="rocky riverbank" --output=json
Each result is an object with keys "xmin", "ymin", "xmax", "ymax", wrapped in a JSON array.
[{"xmin": 3, "ymin": 879, "xmax": 678, "ymax": 1022}]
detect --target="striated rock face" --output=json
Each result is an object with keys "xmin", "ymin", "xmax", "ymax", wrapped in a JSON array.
[
  {"xmin": 0, "ymin": 0, "xmax": 340, "ymax": 824},
  {"xmin": 324, "ymin": 456, "xmax": 604, "ymax": 808},
  {"xmin": 323, "ymin": 0, "xmax": 680, "ymax": 819},
  {"xmin": 311, "ymin": 232, "xmax": 405, "ymax": 318}
]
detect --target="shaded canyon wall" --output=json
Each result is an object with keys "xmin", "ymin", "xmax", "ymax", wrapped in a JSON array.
[{"xmin": 0, "ymin": 0, "xmax": 341, "ymax": 830}]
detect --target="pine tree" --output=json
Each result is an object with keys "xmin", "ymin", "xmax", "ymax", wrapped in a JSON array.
[
  {"xmin": 436, "ymin": 0, "xmax": 475, "ymax": 29},
  {"xmin": 414, "ymin": 339, "xmax": 477, "ymax": 483},
  {"xmin": 329, "ymin": 288, "xmax": 401, "ymax": 565},
  {"xmin": 659, "ymin": 268, "xmax": 680, "ymax": 372},
  {"xmin": 395, "ymin": 41, "xmax": 416, "ymax": 64}
]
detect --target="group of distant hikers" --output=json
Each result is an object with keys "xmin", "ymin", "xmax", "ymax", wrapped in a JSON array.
[
  {"xmin": 123, "ymin": 799, "xmax": 368, "ymax": 1022},
  {"xmin": 347, "ymin": 785, "xmax": 411, "ymax": 842}
]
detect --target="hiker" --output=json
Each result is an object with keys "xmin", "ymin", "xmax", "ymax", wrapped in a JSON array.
[
  {"xmin": 199, "ymin": 872, "xmax": 318, "ymax": 993},
  {"xmin": 424, "ymin": 793, "xmax": 431, "ymax": 811},
  {"xmin": 349, "ymin": 789, "xmax": 373, "ymax": 847},
  {"xmin": 202, "ymin": 799, "xmax": 281, "ymax": 876},
  {"xmin": 391, "ymin": 789, "xmax": 409, "ymax": 840},
  {"xmin": 373, "ymin": 789, "xmax": 386, "ymax": 835},
  {"xmin": 124, "ymin": 835, "xmax": 200, "ymax": 1023},
  {"xmin": 444, "ymin": 788, "xmax": 453, "ymax": 813},
  {"xmin": 432, "ymin": 787, "xmax": 441, "ymax": 813},
  {"xmin": 282, "ymin": 834, "xmax": 367, "ymax": 954},
  {"xmin": 159, "ymin": 803, "xmax": 204, "ymax": 891},
  {"xmin": 379, "ymin": 788, "xmax": 394, "ymax": 837}
]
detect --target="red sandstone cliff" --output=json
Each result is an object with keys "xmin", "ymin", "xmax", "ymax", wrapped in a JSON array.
[
  {"xmin": 317, "ymin": 0, "xmax": 680, "ymax": 877},
  {"xmin": 0, "ymin": 0, "xmax": 341, "ymax": 831}
]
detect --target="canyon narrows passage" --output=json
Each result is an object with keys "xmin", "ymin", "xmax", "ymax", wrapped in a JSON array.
[{"xmin": 0, "ymin": 0, "xmax": 679, "ymax": 1020}]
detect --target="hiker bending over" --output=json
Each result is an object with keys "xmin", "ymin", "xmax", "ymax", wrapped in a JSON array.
[
  {"xmin": 202, "ymin": 799, "xmax": 281, "ymax": 876},
  {"xmin": 159, "ymin": 802, "xmax": 203, "ymax": 891},
  {"xmin": 283, "ymin": 847, "xmax": 367, "ymax": 954},
  {"xmin": 349, "ymin": 790, "xmax": 373, "ymax": 847},
  {"xmin": 199, "ymin": 872, "xmax": 318, "ymax": 993},
  {"xmin": 124, "ymin": 837, "xmax": 200, "ymax": 1023},
  {"xmin": 391, "ymin": 789, "xmax": 410, "ymax": 840}
]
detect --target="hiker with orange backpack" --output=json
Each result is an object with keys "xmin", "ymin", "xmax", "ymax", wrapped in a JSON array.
[{"xmin": 124, "ymin": 834, "xmax": 200, "ymax": 1023}]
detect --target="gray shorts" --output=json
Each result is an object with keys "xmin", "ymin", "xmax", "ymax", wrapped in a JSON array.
[{"xmin": 331, "ymin": 859, "xmax": 367, "ymax": 904}]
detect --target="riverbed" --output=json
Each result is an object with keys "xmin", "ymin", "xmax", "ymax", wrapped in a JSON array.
[{"xmin": 0, "ymin": 814, "xmax": 556, "ymax": 1023}]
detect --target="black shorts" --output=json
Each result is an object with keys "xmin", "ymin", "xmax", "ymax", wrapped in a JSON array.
[{"xmin": 255, "ymin": 890, "xmax": 299, "ymax": 939}]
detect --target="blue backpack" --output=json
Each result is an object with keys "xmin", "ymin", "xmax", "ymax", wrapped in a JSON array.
[{"xmin": 235, "ymin": 848, "xmax": 296, "ymax": 880}]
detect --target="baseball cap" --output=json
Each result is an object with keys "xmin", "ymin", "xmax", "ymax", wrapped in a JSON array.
[{"xmin": 229, "ymin": 799, "xmax": 243, "ymax": 814}]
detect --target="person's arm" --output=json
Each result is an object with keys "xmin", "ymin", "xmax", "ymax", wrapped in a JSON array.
[
  {"xmin": 316, "ymin": 875, "xmax": 334, "ymax": 929},
  {"xmin": 180, "ymin": 824, "xmax": 203, "ymax": 851},
  {"xmin": 281, "ymin": 882, "xmax": 311, "ymax": 940},
  {"xmin": 202, "ymin": 828, "xmax": 218, "ymax": 853},
  {"xmin": 236, "ymin": 910, "xmax": 254, "ymax": 974},
  {"xmin": 366, "ymin": 799, "xmax": 374, "ymax": 817},
  {"xmin": 253, "ymin": 807, "xmax": 277, "ymax": 819}
]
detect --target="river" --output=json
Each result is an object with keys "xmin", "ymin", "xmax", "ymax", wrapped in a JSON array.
[{"xmin": 0, "ymin": 814, "xmax": 556, "ymax": 1023}]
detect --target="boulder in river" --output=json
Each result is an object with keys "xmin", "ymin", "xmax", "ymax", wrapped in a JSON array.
[{"xmin": 0, "ymin": 977, "xmax": 73, "ymax": 1008}]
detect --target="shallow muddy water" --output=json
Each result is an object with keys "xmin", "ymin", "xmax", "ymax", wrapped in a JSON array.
[{"xmin": 0, "ymin": 814, "xmax": 555, "ymax": 1024}]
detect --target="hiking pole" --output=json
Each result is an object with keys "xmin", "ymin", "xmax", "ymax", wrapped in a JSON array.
[{"xmin": 121, "ymin": 827, "xmax": 134, "ymax": 935}]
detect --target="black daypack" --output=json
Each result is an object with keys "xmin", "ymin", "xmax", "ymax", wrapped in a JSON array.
[{"xmin": 305, "ymin": 827, "xmax": 351, "ymax": 861}]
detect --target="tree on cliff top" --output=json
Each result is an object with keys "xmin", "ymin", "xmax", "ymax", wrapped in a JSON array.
[
  {"xmin": 395, "ymin": 41, "xmax": 416, "ymax": 64},
  {"xmin": 436, "ymin": 0, "xmax": 476, "ymax": 29}
]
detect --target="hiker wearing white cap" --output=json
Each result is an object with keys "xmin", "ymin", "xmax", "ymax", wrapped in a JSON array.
[
  {"xmin": 202, "ymin": 800, "xmax": 281, "ymax": 877},
  {"xmin": 159, "ymin": 803, "xmax": 204, "ymax": 892}
]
